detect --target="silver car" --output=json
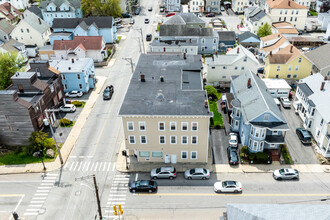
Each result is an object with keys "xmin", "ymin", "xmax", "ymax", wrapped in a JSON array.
[
  {"xmin": 214, "ymin": 180, "xmax": 242, "ymax": 193},
  {"xmin": 150, "ymin": 166, "xmax": 176, "ymax": 180},
  {"xmin": 273, "ymin": 168, "xmax": 299, "ymax": 180},
  {"xmin": 184, "ymin": 168, "xmax": 210, "ymax": 180},
  {"xmin": 279, "ymin": 97, "xmax": 291, "ymax": 108}
]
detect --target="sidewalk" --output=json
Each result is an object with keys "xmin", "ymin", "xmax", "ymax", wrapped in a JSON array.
[{"xmin": 0, "ymin": 76, "xmax": 106, "ymax": 175}]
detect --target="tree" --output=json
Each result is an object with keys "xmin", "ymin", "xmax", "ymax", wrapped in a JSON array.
[
  {"xmin": 257, "ymin": 22, "xmax": 272, "ymax": 37},
  {"xmin": 81, "ymin": 0, "xmax": 122, "ymax": 17},
  {"xmin": 26, "ymin": 131, "xmax": 49, "ymax": 155},
  {"xmin": 0, "ymin": 52, "xmax": 25, "ymax": 90}
]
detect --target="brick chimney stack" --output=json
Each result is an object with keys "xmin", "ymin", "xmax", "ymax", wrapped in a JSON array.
[
  {"xmin": 247, "ymin": 78, "xmax": 252, "ymax": 88},
  {"xmin": 140, "ymin": 73, "xmax": 145, "ymax": 82},
  {"xmin": 321, "ymin": 82, "xmax": 325, "ymax": 91},
  {"xmin": 290, "ymin": 45, "xmax": 293, "ymax": 53}
]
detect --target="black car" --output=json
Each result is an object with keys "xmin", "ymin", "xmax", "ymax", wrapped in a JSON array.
[
  {"xmin": 206, "ymin": 13, "xmax": 215, "ymax": 17},
  {"xmin": 129, "ymin": 180, "xmax": 158, "ymax": 193},
  {"xmin": 296, "ymin": 128, "xmax": 312, "ymax": 144},
  {"xmin": 144, "ymin": 18, "xmax": 150, "ymax": 24},
  {"xmin": 103, "ymin": 85, "xmax": 114, "ymax": 100},
  {"xmin": 227, "ymin": 146, "xmax": 239, "ymax": 165},
  {"xmin": 121, "ymin": 13, "xmax": 131, "ymax": 18},
  {"xmin": 146, "ymin": 34, "xmax": 152, "ymax": 41},
  {"xmin": 135, "ymin": 6, "xmax": 141, "ymax": 15}
]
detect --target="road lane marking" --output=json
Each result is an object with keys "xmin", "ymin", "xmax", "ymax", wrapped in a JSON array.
[
  {"xmin": 99, "ymin": 162, "xmax": 104, "ymax": 171},
  {"xmin": 107, "ymin": 162, "xmax": 112, "ymax": 171},
  {"xmin": 32, "ymin": 197, "xmax": 46, "ymax": 200},
  {"xmin": 34, "ymin": 193, "xmax": 48, "ymax": 196},
  {"xmin": 112, "ymin": 163, "xmax": 116, "ymax": 171},
  {"xmin": 85, "ymin": 161, "xmax": 91, "ymax": 171},
  {"xmin": 45, "ymin": 173, "xmax": 58, "ymax": 176},
  {"xmin": 30, "ymin": 201, "xmax": 44, "ymax": 204},
  {"xmin": 94, "ymin": 162, "xmax": 99, "ymax": 171},
  {"xmin": 69, "ymin": 162, "xmax": 75, "ymax": 171},
  {"xmin": 40, "ymin": 183, "xmax": 53, "ymax": 186},
  {"xmin": 63, "ymin": 162, "xmax": 69, "ymax": 169},
  {"xmin": 103, "ymin": 162, "xmax": 107, "ymax": 171},
  {"xmin": 107, "ymin": 202, "xmax": 125, "ymax": 205},
  {"xmin": 29, "ymin": 204, "xmax": 42, "ymax": 207},
  {"xmin": 90, "ymin": 162, "xmax": 95, "ymax": 171},
  {"xmin": 77, "ymin": 161, "xmax": 83, "ymax": 171},
  {"xmin": 134, "ymin": 193, "xmax": 330, "ymax": 197},
  {"xmin": 38, "ymin": 187, "xmax": 52, "ymax": 189},
  {"xmin": 36, "ymin": 190, "xmax": 50, "ymax": 193},
  {"xmin": 82, "ymin": 161, "xmax": 88, "ymax": 171},
  {"xmin": 24, "ymin": 212, "xmax": 38, "ymax": 216},
  {"xmin": 73, "ymin": 161, "xmax": 79, "ymax": 171},
  {"xmin": 26, "ymin": 209, "xmax": 40, "ymax": 212}
]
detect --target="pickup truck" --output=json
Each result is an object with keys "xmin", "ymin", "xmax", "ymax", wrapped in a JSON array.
[{"xmin": 103, "ymin": 85, "xmax": 114, "ymax": 100}]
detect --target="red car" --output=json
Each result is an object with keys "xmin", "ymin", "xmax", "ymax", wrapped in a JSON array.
[{"xmin": 166, "ymin": 13, "xmax": 175, "ymax": 17}]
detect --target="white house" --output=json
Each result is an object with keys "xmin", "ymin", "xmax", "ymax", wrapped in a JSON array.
[
  {"xmin": 188, "ymin": 0, "xmax": 205, "ymax": 13},
  {"xmin": 232, "ymin": 0, "xmax": 250, "ymax": 14},
  {"xmin": 166, "ymin": 0, "xmax": 181, "ymax": 12},
  {"xmin": 326, "ymin": 22, "xmax": 330, "ymax": 41},
  {"xmin": 317, "ymin": 11, "xmax": 330, "ymax": 31},
  {"xmin": 272, "ymin": 22, "xmax": 299, "ymax": 37},
  {"xmin": 259, "ymin": 33, "xmax": 290, "ymax": 61},
  {"xmin": 265, "ymin": 0, "xmax": 309, "ymax": 30},
  {"xmin": 244, "ymin": 7, "xmax": 273, "ymax": 34},
  {"xmin": 293, "ymin": 0, "xmax": 311, "ymax": 7},
  {"xmin": 0, "ymin": 39, "xmax": 28, "ymax": 62},
  {"xmin": 206, "ymin": 45, "xmax": 259, "ymax": 86},
  {"xmin": 149, "ymin": 39, "xmax": 198, "ymax": 55},
  {"xmin": 262, "ymin": 78, "xmax": 292, "ymax": 97},
  {"xmin": 293, "ymin": 73, "xmax": 330, "ymax": 157},
  {"xmin": 0, "ymin": 0, "xmax": 29, "ymax": 9},
  {"xmin": 0, "ymin": 19, "xmax": 14, "ymax": 42},
  {"xmin": 10, "ymin": 10, "xmax": 51, "ymax": 47}
]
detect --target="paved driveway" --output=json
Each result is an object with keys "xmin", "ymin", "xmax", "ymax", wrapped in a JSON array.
[
  {"xmin": 281, "ymin": 106, "xmax": 318, "ymax": 164},
  {"xmin": 211, "ymin": 129, "xmax": 229, "ymax": 164}
]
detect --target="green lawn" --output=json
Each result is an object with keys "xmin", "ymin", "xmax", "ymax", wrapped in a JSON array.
[
  {"xmin": 309, "ymin": 10, "xmax": 318, "ymax": 16},
  {"xmin": 209, "ymin": 100, "xmax": 224, "ymax": 127},
  {"xmin": 0, "ymin": 152, "xmax": 55, "ymax": 165}
]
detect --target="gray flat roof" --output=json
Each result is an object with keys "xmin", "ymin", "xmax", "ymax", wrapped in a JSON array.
[
  {"xmin": 119, "ymin": 54, "xmax": 211, "ymax": 116},
  {"xmin": 11, "ymin": 72, "xmax": 35, "ymax": 79},
  {"xmin": 49, "ymin": 58, "xmax": 92, "ymax": 73}
]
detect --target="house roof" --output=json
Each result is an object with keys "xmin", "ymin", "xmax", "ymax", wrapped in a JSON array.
[
  {"xmin": 0, "ymin": 2, "xmax": 22, "ymax": 21},
  {"xmin": 150, "ymin": 39, "xmax": 199, "ymax": 47},
  {"xmin": 0, "ymin": 19, "xmax": 14, "ymax": 34},
  {"xmin": 27, "ymin": 5, "xmax": 42, "ymax": 18},
  {"xmin": 21, "ymin": 10, "xmax": 50, "ymax": 34},
  {"xmin": 247, "ymin": 7, "xmax": 268, "ymax": 22},
  {"xmin": 49, "ymin": 58, "xmax": 93, "ymax": 73},
  {"xmin": 266, "ymin": 0, "xmax": 308, "ymax": 9},
  {"xmin": 238, "ymin": 31, "xmax": 260, "ymax": 42},
  {"xmin": 52, "ymin": 17, "xmax": 114, "ymax": 29},
  {"xmin": 160, "ymin": 25, "xmax": 215, "ymax": 37},
  {"xmin": 273, "ymin": 22, "xmax": 299, "ymax": 34},
  {"xmin": 230, "ymin": 70, "xmax": 287, "ymax": 125},
  {"xmin": 53, "ymin": 36, "xmax": 104, "ymax": 50},
  {"xmin": 260, "ymin": 34, "xmax": 289, "ymax": 53},
  {"xmin": 163, "ymin": 13, "xmax": 205, "ymax": 26},
  {"xmin": 0, "ymin": 39, "xmax": 23, "ymax": 53},
  {"xmin": 305, "ymin": 44, "xmax": 330, "ymax": 70},
  {"xmin": 268, "ymin": 44, "xmax": 302, "ymax": 64},
  {"xmin": 40, "ymin": 0, "xmax": 81, "ymax": 10},
  {"xmin": 262, "ymin": 78, "xmax": 291, "ymax": 89},
  {"xmin": 260, "ymin": 33, "xmax": 283, "ymax": 42},
  {"xmin": 119, "ymin": 54, "xmax": 212, "ymax": 117},
  {"xmin": 32, "ymin": 78, "xmax": 48, "ymax": 91},
  {"xmin": 298, "ymin": 73, "xmax": 330, "ymax": 122},
  {"xmin": 218, "ymin": 31, "xmax": 236, "ymax": 41}
]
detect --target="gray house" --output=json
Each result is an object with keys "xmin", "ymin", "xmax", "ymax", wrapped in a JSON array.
[
  {"xmin": 163, "ymin": 13, "xmax": 206, "ymax": 28},
  {"xmin": 218, "ymin": 31, "xmax": 236, "ymax": 53},
  {"xmin": 159, "ymin": 25, "xmax": 219, "ymax": 54},
  {"xmin": 205, "ymin": 0, "xmax": 221, "ymax": 14},
  {"xmin": 0, "ymin": 19, "xmax": 14, "ymax": 42},
  {"xmin": 238, "ymin": 31, "xmax": 260, "ymax": 48}
]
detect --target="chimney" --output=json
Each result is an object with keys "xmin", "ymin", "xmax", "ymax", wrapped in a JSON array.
[
  {"xmin": 184, "ymin": 52, "xmax": 186, "ymax": 59},
  {"xmin": 204, "ymin": 100, "xmax": 208, "ymax": 108},
  {"xmin": 270, "ymin": 51, "xmax": 272, "ymax": 56},
  {"xmin": 247, "ymin": 78, "xmax": 252, "ymax": 88},
  {"xmin": 68, "ymin": 67, "xmax": 71, "ymax": 70},
  {"xmin": 278, "ymin": 34, "xmax": 280, "ymax": 37},
  {"xmin": 160, "ymin": 76, "xmax": 164, "ymax": 82},
  {"xmin": 140, "ymin": 73, "xmax": 145, "ymax": 82},
  {"xmin": 290, "ymin": 45, "xmax": 293, "ymax": 53},
  {"xmin": 320, "ymin": 82, "xmax": 325, "ymax": 91},
  {"xmin": 38, "ymin": 18, "xmax": 41, "ymax": 25},
  {"xmin": 71, "ymin": 58, "xmax": 74, "ymax": 63},
  {"xmin": 288, "ymin": 0, "xmax": 291, "ymax": 6},
  {"xmin": 324, "ymin": 76, "xmax": 327, "ymax": 81},
  {"xmin": 237, "ymin": 47, "xmax": 240, "ymax": 53}
]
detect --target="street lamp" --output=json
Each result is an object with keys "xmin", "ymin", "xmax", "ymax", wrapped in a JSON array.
[{"xmin": 38, "ymin": 150, "xmax": 46, "ymax": 171}]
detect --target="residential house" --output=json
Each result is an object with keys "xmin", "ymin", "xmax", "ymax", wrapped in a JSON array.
[
  {"xmin": 149, "ymin": 39, "xmax": 198, "ymax": 55},
  {"xmin": 315, "ymin": 0, "xmax": 329, "ymax": 13},
  {"xmin": 305, "ymin": 43, "xmax": 330, "ymax": 77},
  {"xmin": 52, "ymin": 17, "xmax": 117, "ymax": 44},
  {"xmin": 218, "ymin": 31, "xmax": 236, "ymax": 53},
  {"xmin": 305, "ymin": 16, "xmax": 322, "ymax": 31},
  {"xmin": 49, "ymin": 32, "xmax": 73, "ymax": 45},
  {"xmin": 272, "ymin": 22, "xmax": 299, "ymax": 37},
  {"xmin": 119, "ymin": 54, "xmax": 212, "ymax": 164},
  {"xmin": 238, "ymin": 31, "xmax": 261, "ymax": 48},
  {"xmin": 49, "ymin": 58, "xmax": 95, "ymax": 93},
  {"xmin": 26, "ymin": 5, "xmax": 43, "ymax": 18},
  {"xmin": 0, "ymin": 19, "xmax": 14, "ymax": 42},
  {"xmin": 206, "ymin": 45, "xmax": 259, "ymax": 86},
  {"xmin": 265, "ymin": 0, "xmax": 309, "ymax": 30},
  {"xmin": 244, "ymin": 7, "xmax": 272, "ymax": 35},
  {"xmin": 39, "ymin": 0, "xmax": 82, "ymax": 26},
  {"xmin": 264, "ymin": 44, "xmax": 312, "ymax": 79},
  {"xmin": 166, "ymin": 0, "xmax": 181, "ymax": 12},
  {"xmin": 0, "ymin": 0, "xmax": 29, "ymax": 9},
  {"xmin": 159, "ymin": 25, "xmax": 219, "ymax": 54},
  {"xmin": 0, "ymin": 2, "xmax": 22, "ymax": 24},
  {"xmin": 0, "ymin": 39, "xmax": 28, "ymax": 62},
  {"xmin": 188, "ymin": 0, "xmax": 204, "ymax": 13},
  {"xmin": 293, "ymin": 73, "xmax": 330, "ymax": 157},
  {"xmin": 205, "ymin": 0, "xmax": 221, "ymax": 14},
  {"xmin": 293, "ymin": 0, "xmax": 312, "ymax": 7},
  {"xmin": 326, "ymin": 22, "xmax": 330, "ymax": 41},
  {"xmin": 262, "ymin": 78, "xmax": 292, "ymax": 97},
  {"xmin": 39, "ymin": 45, "xmax": 55, "ymax": 60},
  {"xmin": 10, "ymin": 10, "xmax": 51, "ymax": 47},
  {"xmin": 0, "ymin": 62, "xmax": 64, "ymax": 146},
  {"xmin": 232, "ymin": 0, "xmax": 250, "ymax": 14},
  {"xmin": 259, "ymin": 33, "xmax": 290, "ymax": 61},
  {"xmin": 230, "ymin": 70, "xmax": 289, "ymax": 153},
  {"xmin": 162, "ymin": 13, "xmax": 205, "ymax": 28},
  {"xmin": 52, "ymin": 36, "xmax": 107, "ymax": 62},
  {"xmin": 317, "ymin": 10, "xmax": 330, "ymax": 30}
]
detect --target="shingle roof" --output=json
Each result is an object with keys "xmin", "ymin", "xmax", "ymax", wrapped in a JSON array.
[
  {"xmin": 27, "ymin": 5, "xmax": 42, "ymax": 18},
  {"xmin": 0, "ymin": 39, "xmax": 23, "ymax": 53},
  {"xmin": 248, "ymin": 7, "xmax": 268, "ymax": 22},
  {"xmin": 160, "ymin": 25, "xmax": 215, "ymax": 37},
  {"xmin": 268, "ymin": 44, "xmax": 302, "ymax": 64},
  {"xmin": 0, "ymin": 19, "xmax": 14, "ymax": 34},
  {"xmin": 52, "ymin": 17, "xmax": 114, "ymax": 29},
  {"xmin": 238, "ymin": 31, "xmax": 260, "ymax": 42},
  {"xmin": 22, "ymin": 10, "xmax": 50, "ymax": 34},
  {"xmin": 273, "ymin": 22, "xmax": 299, "ymax": 34},
  {"xmin": 53, "ymin": 36, "xmax": 104, "ymax": 50},
  {"xmin": 163, "ymin": 13, "xmax": 205, "ymax": 26},
  {"xmin": 0, "ymin": 2, "xmax": 22, "ymax": 21},
  {"xmin": 266, "ymin": 0, "xmax": 308, "ymax": 9},
  {"xmin": 305, "ymin": 44, "xmax": 330, "ymax": 70},
  {"xmin": 218, "ymin": 31, "xmax": 236, "ymax": 41},
  {"xmin": 40, "ymin": 0, "xmax": 81, "ymax": 10},
  {"xmin": 260, "ymin": 34, "xmax": 289, "ymax": 53},
  {"xmin": 119, "ymin": 54, "xmax": 212, "ymax": 116}
]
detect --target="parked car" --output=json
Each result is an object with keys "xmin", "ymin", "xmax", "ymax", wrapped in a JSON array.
[
  {"xmin": 144, "ymin": 18, "xmax": 150, "ymax": 24},
  {"xmin": 59, "ymin": 104, "xmax": 76, "ymax": 113},
  {"xmin": 229, "ymin": 133, "xmax": 238, "ymax": 147},
  {"xmin": 166, "ymin": 13, "xmax": 175, "ymax": 17},
  {"xmin": 184, "ymin": 168, "xmax": 210, "ymax": 180},
  {"xmin": 279, "ymin": 97, "xmax": 291, "ymax": 108},
  {"xmin": 150, "ymin": 166, "xmax": 176, "ymax": 179},
  {"xmin": 214, "ymin": 180, "xmax": 242, "ymax": 193},
  {"xmin": 148, "ymin": 7, "xmax": 152, "ymax": 11},
  {"xmin": 273, "ymin": 168, "xmax": 299, "ymax": 180},
  {"xmin": 135, "ymin": 6, "xmax": 141, "ymax": 15},
  {"xmin": 129, "ymin": 18, "xmax": 135, "ymax": 24},
  {"xmin": 114, "ymin": 18, "xmax": 121, "ymax": 24},
  {"xmin": 146, "ymin": 34, "xmax": 152, "ymax": 41},
  {"xmin": 296, "ymin": 128, "xmax": 312, "ymax": 144},
  {"xmin": 65, "ymin": 90, "xmax": 83, "ymax": 98},
  {"xmin": 206, "ymin": 13, "xmax": 215, "ymax": 17},
  {"xmin": 121, "ymin": 13, "xmax": 131, "ymax": 18},
  {"xmin": 257, "ymin": 67, "xmax": 264, "ymax": 74},
  {"xmin": 227, "ymin": 146, "xmax": 239, "ymax": 165},
  {"xmin": 274, "ymin": 98, "xmax": 281, "ymax": 108},
  {"xmin": 129, "ymin": 180, "xmax": 158, "ymax": 193},
  {"xmin": 116, "ymin": 24, "xmax": 124, "ymax": 29},
  {"xmin": 103, "ymin": 85, "xmax": 114, "ymax": 100}
]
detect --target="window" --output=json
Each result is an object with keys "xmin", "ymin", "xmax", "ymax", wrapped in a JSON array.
[
  {"xmin": 192, "ymin": 122, "xmax": 198, "ymax": 131},
  {"xmin": 288, "ymin": 65, "xmax": 292, "ymax": 71},
  {"xmin": 27, "ymin": 28, "xmax": 29, "ymax": 33},
  {"xmin": 159, "ymin": 136, "xmax": 165, "ymax": 144},
  {"xmin": 235, "ymin": 66, "xmax": 238, "ymax": 70},
  {"xmin": 275, "ymin": 75, "xmax": 279, "ymax": 78},
  {"xmin": 170, "ymin": 122, "xmax": 176, "ymax": 131},
  {"xmin": 213, "ymin": 38, "xmax": 217, "ymax": 44},
  {"xmin": 296, "ymin": 10, "xmax": 298, "ymax": 15},
  {"xmin": 152, "ymin": 151, "xmax": 163, "ymax": 158},
  {"xmin": 79, "ymin": 84, "xmax": 82, "ymax": 89},
  {"xmin": 262, "ymin": 129, "xmax": 265, "ymax": 138},
  {"xmin": 212, "ymin": 67, "xmax": 215, "ymax": 69},
  {"xmin": 298, "ymin": 57, "xmax": 302, "ymax": 63},
  {"xmin": 253, "ymin": 141, "xmax": 258, "ymax": 151},
  {"xmin": 182, "ymin": 136, "xmax": 188, "ymax": 144},
  {"xmin": 201, "ymin": 46, "xmax": 205, "ymax": 51},
  {"xmin": 21, "ymin": 28, "xmax": 23, "ymax": 33},
  {"xmin": 279, "ymin": 17, "xmax": 281, "ymax": 21},
  {"xmin": 191, "ymin": 151, "xmax": 197, "ymax": 159},
  {"xmin": 159, "ymin": 122, "xmax": 165, "ymax": 131},
  {"xmin": 295, "ymin": 17, "xmax": 297, "ymax": 21},
  {"xmin": 295, "ymin": 65, "xmax": 299, "ymax": 71},
  {"xmin": 287, "ymin": 74, "xmax": 291, "ymax": 78},
  {"xmin": 243, "ymin": 57, "xmax": 247, "ymax": 62},
  {"xmin": 290, "ymin": 17, "xmax": 293, "ymax": 22},
  {"xmin": 259, "ymin": 142, "xmax": 264, "ymax": 151},
  {"xmin": 127, "ymin": 122, "xmax": 134, "ymax": 131},
  {"xmin": 139, "ymin": 151, "xmax": 150, "ymax": 157},
  {"xmin": 137, "ymin": 122, "xmax": 145, "ymax": 131},
  {"xmin": 129, "ymin": 135, "xmax": 135, "ymax": 144},
  {"xmin": 191, "ymin": 136, "xmax": 198, "ymax": 144},
  {"xmin": 317, "ymin": 130, "xmax": 320, "ymax": 137},
  {"xmin": 223, "ymin": 66, "xmax": 227, "ymax": 69},
  {"xmin": 284, "ymin": 17, "xmax": 287, "ymax": 22},
  {"xmin": 170, "ymin": 136, "xmax": 177, "ymax": 144},
  {"xmin": 293, "ymin": 74, "xmax": 297, "ymax": 78},
  {"xmin": 140, "ymin": 136, "xmax": 147, "ymax": 144},
  {"xmin": 320, "ymin": 118, "xmax": 324, "ymax": 126},
  {"xmin": 201, "ymin": 38, "xmax": 205, "ymax": 44},
  {"xmin": 182, "ymin": 122, "xmax": 188, "ymax": 131},
  {"xmin": 181, "ymin": 151, "xmax": 188, "ymax": 159},
  {"xmin": 280, "ymin": 10, "xmax": 283, "ymax": 14},
  {"xmin": 77, "ymin": 74, "xmax": 81, "ymax": 79},
  {"xmin": 241, "ymin": 67, "xmax": 245, "ymax": 70},
  {"xmin": 264, "ymin": 114, "xmax": 269, "ymax": 121},
  {"xmin": 277, "ymin": 66, "xmax": 280, "ymax": 71}
]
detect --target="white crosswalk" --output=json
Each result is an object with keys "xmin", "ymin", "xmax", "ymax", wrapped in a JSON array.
[
  {"xmin": 24, "ymin": 173, "xmax": 58, "ymax": 216},
  {"xmin": 63, "ymin": 161, "xmax": 116, "ymax": 172}
]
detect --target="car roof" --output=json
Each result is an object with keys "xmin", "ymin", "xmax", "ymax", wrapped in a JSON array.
[
  {"xmin": 283, "ymin": 168, "xmax": 296, "ymax": 173},
  {"xmin": 160, "ymin": 166, "xmax": 174, "ymax": 171},
  {"xmin": 193, "ymin": 168, "xmax": 203, "ymax": 172},
  {"xmin": 138, "ymin": 180, "xmax": 151, "ymax": 185}
]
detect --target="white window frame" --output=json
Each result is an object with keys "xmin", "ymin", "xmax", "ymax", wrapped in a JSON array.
[
  {"xmin": 128, "ymin": 135, "xmax": 135, "ymax": 144},
  {"xmin": 295, "ymin": 65, "xmax": 299, "ymax": 71},
  {"xmin": 170, "ymin": 122, "xmax": 177, "ymax": 131},
  {"xmin": 139, "ymin": 121, "xmax": 146, "ymax": 131},
  {"xmin": 191, "ymin": 136, "xmax": 198, "ymax": 144},
  {"xmin": 127, "ymin": 121, "xmax": 134, "ymax": 131},
  {"xmin": 181, "ymin": 151, "xmax": 188, "ymax": 159},
  {"xmin": 140, "ymin": 135, "xmax": 147, "ymax": 144},
  {"xmin": 159, "ymin": 135, "xmax": 165, "ymax": 144},
  {"xmin": 277, "ymin": 66, "xmax": 281, "ymax": 71},
  {"xmin": 181, "ymin": 122, "xmax": 188, "ymax": 131},
  {"xmin": 288, "ymin": 65, "xmax": 292, "ymax": 71},
  {"xmin": 191, "ymin": 151, "xmax": 197, "ymax": 159},
  {"xmin": 191, "ymin": 122, "xmax": 198, "ymax": 131},
  {"xmin": 170, "ymin": 135, "xmax": 177, "ymax": 144},
  {"xmin": 181, "ymin": 136, "xmax": 188, "ymax": 144},
  {"xmin": 158, "ymin": 121, "xmax": 165, "ymax": 131}
]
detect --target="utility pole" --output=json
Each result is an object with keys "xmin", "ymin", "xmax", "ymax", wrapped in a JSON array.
[
  {"xmin": 45, "ymin": 109, "xmax": 63, "ymax": 165},
  {"xmin": 122, "ymin": 58, "xmax": 134, "ymax": 73},
  {"xmin": 135, "ymin": 28, "xmax": 145, "ymax": 53}
]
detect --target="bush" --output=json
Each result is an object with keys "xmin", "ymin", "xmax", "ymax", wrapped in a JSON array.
[
  {"xmin": 59, "ymin": 118, "xmax": 72, "ymax": 126},
  {"xmin": 241, "ymin": 146, "xmax": 248, "ymax": 157},
  {"xmin": 107, "ymin": 48, "xmax": 112, "ymax": 55},
  {"xmin": 43, "ymin": 138, "xmax": 55, "ymax": 150},
  {"xmin": 281, "ymin": 144, "xmax": 293, "ymax": 164},
  {"xmin": 71, "ymin": 101, "xmax": 83, "ymax": 107},
  {"xmin": 256, "ymin": 152, "xmax": 269, "ymax": 161},
  {"xmin": 248, "ymin": 153, "xmax": 256, "ymax": 160}
]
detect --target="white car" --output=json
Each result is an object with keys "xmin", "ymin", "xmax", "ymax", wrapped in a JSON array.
[
  {"xmin": 273, "ymin": 168, "xmax": 299, "ymax": 180},
  {"xmin": 65, "ymin": 90, "xmax": 83, "ymax": 98},
  {"xmin": 59, "ymin": 104, "xmax": 76, "ymax": 113},
  {"xmin": 229, "ymin": 133, "xmax": 238, "ymax": 147},
  {"xmin": 214, "ymin": 180, "xmax": 242, "ymax": 193},
  {"xmin": 279, "ymin": 97, "xmax": 291, "ymax": 108}
]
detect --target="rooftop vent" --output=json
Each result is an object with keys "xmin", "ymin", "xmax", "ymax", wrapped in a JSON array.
[
  {"xmin": 160, "ymin": 76, "xmax": 164, "ymax": 82},
  {"xmin": 68, "ymin": 67, "xmax": 71, "ymax": 70},
  {"xmin": 247, "ymin": 78, "xmax": 252, "ymax": 88},
  {"xmin": 71, "ymin": 58, "xmax": 74, "ymax": 63},
  {"xmin": 204, "ymin": 100, "xmax": 208, "ymax": 108},
  {"xmin": 321, "ymin": 82, "xmax": 325, "ymax": 91},
  {"xmin": 140, "ymin": 73, "xmax": 145, "ymax": 82}
]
